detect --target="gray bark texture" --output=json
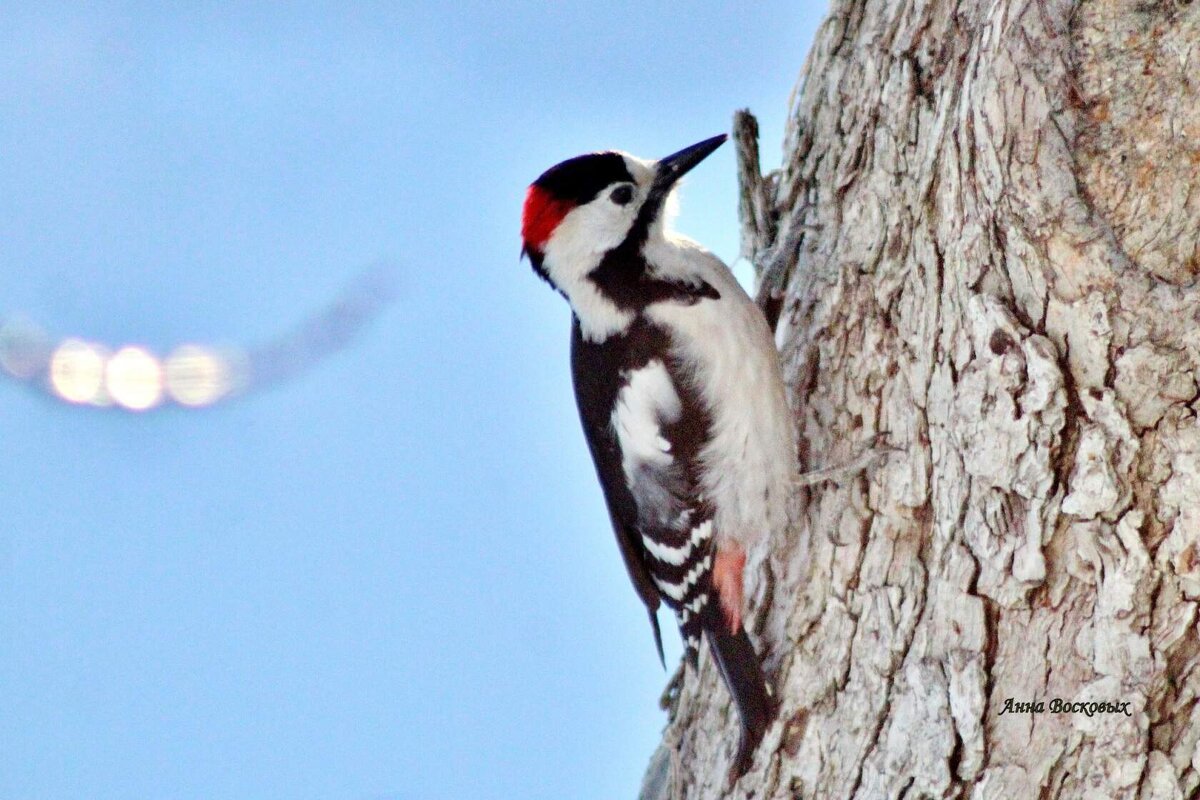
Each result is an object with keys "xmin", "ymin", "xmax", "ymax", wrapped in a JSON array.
[{"xmin": 641, "ymin": 0, "xmax": 1200, "ymax": 796}]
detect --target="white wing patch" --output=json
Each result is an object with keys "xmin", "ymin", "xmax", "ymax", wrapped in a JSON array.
[
  {"xmin": 611, "ymin": 359, "xmax": 691, "ymax": 533},
  {"xmin": 611, "ymin": 359, "xmax": 681, "ymax": 467}
]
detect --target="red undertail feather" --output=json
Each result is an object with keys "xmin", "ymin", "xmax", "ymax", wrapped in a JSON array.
[{"xmin": 713, "ymin": 543, "xmax": 746, "ymax": 635}]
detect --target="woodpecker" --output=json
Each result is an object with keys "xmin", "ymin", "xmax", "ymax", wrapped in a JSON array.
[{"xmin": 521, "ymin": 134, "xmax": 795, "ymax": 777}]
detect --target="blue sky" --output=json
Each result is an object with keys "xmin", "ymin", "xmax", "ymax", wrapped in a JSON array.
[{"xmin": 0, "ymin": 5, "xmax": 818, "ymax": 798}]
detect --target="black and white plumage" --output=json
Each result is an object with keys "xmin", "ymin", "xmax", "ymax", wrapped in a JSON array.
[{"xmin": 521, "ymin": 135, "xmax": 796, "ymax": 777}]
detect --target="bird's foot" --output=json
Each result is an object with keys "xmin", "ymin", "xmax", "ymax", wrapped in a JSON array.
[
  {"xmin": 659, "ymin": 660, "xmax": 686, "ymax": 716},
  {"xmin": 794, "ymin": 432, "xmax": 899, "ymax": 487}
]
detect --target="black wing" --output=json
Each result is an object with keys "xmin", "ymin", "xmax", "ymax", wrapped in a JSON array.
[
  {"xmin": 570, "ymin": 315, "xmax": 717, "ymax": 666},
  {"xmin": 570, "ymin": 317, "xmax": 667, "ymax": 663}
]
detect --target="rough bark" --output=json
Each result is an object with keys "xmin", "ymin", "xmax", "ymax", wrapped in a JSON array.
[{"xmin": 642, "ymin": 0, "xmax": 1200, "ymax": 796}]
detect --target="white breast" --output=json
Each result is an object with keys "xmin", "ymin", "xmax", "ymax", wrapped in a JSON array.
[{"xmin": 644, "ymin": 235, "xmax": 797, "ymax": 549}]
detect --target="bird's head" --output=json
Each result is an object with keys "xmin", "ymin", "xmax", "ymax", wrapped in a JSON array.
[{"xmin": 520, "ymin": 134, "xmax": 727, "ymax": 293}]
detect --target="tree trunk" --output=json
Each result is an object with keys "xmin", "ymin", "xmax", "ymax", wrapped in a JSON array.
[{"xmin": 641, "ymin": 0, "xmax": 1200, "ymax": 796}]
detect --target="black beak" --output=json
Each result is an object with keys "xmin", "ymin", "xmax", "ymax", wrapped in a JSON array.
[{"xmin": 654, "ymin": 133, "xmax": 727, "ymax": 189}]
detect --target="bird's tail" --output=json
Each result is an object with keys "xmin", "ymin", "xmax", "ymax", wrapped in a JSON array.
[{"xmin": 701, "ymin": 602, "xmax": 775, "ymax": 779}]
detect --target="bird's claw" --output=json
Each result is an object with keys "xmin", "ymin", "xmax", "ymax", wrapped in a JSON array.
[
  {"xmin": 659, "ymin": 660, "xmax": 686, "ymax": 716},
  {"xmin": 794, "ymin": 432, "xmax": 899, "ymax": 487}
]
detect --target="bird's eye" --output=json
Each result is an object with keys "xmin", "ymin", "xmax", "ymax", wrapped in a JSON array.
[{"xmin": 610, "ymin": 185, "xmax": 634, "ymax": 206}]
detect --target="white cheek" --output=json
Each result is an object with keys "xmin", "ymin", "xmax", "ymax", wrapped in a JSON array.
[
  {"xmin": 542, "ymin": 202, "xmax": 635, "ymax": 283},
  {"xmin": 540, "ymin": 198, "xmax": 640, "ymax": 341}
]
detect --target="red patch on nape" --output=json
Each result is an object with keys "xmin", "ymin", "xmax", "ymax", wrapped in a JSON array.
[{"xmin": 521, "ymin": 185, "xmax": 574, "ymax": 254}]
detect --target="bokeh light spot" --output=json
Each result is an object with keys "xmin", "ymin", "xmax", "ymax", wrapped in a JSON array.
[
  {"xmin": 2, "ymin": 266, "xmax": 389, "ymax": 411},
  {"xmin": 106, "ymin": 346, "xmax": 164, "ymax": 411},
  {"xmin": 50, "ymin": 339, "xmax": 109, "ymax": 405},
  {"xmin": 165, "ymin": 345, "xmax": 232, "ymax": 407}
]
